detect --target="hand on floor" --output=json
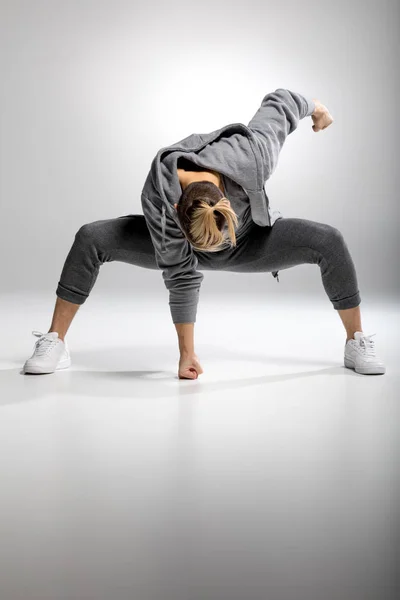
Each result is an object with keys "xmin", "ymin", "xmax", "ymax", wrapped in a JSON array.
[{"xmin": 178, "ymin": 353, "xmax": 204, "ymax": 380}]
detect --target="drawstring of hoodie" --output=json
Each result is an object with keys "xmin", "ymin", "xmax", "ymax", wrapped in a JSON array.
[{"xmin": 272, "ymin": 270, "xmax": 280, "ymax": 283}]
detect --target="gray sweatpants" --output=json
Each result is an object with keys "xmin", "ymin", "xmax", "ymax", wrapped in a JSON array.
[{"xmin": 55, "ymin": 215, "xmax": 361, "ymax": 311}]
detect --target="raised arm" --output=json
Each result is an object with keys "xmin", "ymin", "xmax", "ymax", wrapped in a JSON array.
[{"xmin": 247, "ymin": 88, "xmax": 316, "ymax": 181}]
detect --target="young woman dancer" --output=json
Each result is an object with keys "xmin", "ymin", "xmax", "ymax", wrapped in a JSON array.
[{"xmin": 23, "ymin": 88, "xmax": 385, "ymax": 379}]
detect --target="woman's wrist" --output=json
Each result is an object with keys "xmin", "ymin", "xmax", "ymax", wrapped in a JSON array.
[
  {"xmin": 175, "ymin": 322, "xmax": 195, "ymax": 356},
  {"xmin": 311, "ymin": 98, "xmax": 324, "ymax": 116},
  {"xmin": 180, "ymin": 349, "xmax": 196, "ymax": 359}
]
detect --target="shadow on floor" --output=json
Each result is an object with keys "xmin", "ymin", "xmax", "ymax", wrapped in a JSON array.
[{"xmin": 0, "ymin": 341, "xmax": 369, "ymax": 407}]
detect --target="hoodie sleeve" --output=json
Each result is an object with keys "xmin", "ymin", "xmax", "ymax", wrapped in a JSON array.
[
  {"xmin": 247, "ymin": 88, "xmax": 315, "ymax": 182},
  {"xmin": 141, "ymin": 192, "xmax": 204, "ymax": 324}
]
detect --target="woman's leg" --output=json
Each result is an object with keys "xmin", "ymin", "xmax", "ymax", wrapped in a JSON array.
[
  {"xmin": 337, "ymin": 306, "xmax": 363, "ymax": 342},
  {"xmin": 220, "ymin": 217, "xmax": 362, "ymax": 338},
  {"xmin": 49, "ymin": 214, "xmax": 157, "ymax": 339},
  {"xmin": 48, "ymin": 297, "xmax": 81, "ymax": 342}
]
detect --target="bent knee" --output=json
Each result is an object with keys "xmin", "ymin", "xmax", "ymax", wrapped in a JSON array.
[
  {"xmin": 75, "ymin": 221, "xmax": 103, "ymax": 244},
  {"xmin": 314, "ymin": 222, "xmax": 346, "ymax": 250},
  {"xmin": 326, "ymin": 225, "xmax": 346, "ymax": 250}
]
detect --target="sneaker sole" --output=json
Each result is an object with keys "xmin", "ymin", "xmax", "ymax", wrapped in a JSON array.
[
  {"xmin": 344, "ymin": 357, "xmax": 385, "ymax": 375},
  {"xmin": 23, "ymin": 356, "xmax": 71, "ymax": 374}
]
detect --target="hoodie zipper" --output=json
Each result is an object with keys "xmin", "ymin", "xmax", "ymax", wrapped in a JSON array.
[{"xmin": 161, "ymin": 204, "xmax": 167, "ymax": 252}]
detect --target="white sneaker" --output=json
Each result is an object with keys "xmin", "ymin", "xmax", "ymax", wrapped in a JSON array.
[
  {"xmin": 23, "ymin": 330, "xmax": 71, "ymax": 374},
  {"xmin": 344, "ymin": 331, "xmax": 385, "ymax": 375}
]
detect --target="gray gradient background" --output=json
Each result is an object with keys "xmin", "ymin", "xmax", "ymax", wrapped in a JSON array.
[
  {"xmin": 1, "ymin": 0, "xmax": 399, "ymax": 302},
  {"xmin": 1, "ymin": 3, "xmax": 399, "ymax": 600}
]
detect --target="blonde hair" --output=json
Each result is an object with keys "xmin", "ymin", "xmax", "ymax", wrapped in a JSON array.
[
  {"xmin": 176, "ymin": 180, "xmax": 239, "ymax": 253},
  {"xmin": 190, "ymin": 196, "xmax": 239, "ymax": 252}
]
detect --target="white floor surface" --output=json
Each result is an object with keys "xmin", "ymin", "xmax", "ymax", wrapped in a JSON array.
[{"xmin": 0, "ymin": 291, "xmax": 399, "ymax": 600}]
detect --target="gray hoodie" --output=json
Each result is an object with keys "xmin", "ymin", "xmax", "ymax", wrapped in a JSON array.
[{"xmin": 141, "ymin": 88, "xmax": 315, "ymax": 324}]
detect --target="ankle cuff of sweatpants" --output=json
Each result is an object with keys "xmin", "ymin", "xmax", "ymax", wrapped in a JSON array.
[
  {"xmin": 56, "ymin": 283, "xmax": 88, "ymax": 305},
  {"xmin": 332, "ymin": 291, "xmax": 361, "ymax": 310}
]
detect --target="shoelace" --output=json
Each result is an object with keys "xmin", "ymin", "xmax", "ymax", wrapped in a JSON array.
[
  {"xmin": 32, "ymin": 330, "xmax": 58, "ymax": 357},
  {"xmin": 358, "ymin": 333, "xmax": 376, "ymax": 357}
]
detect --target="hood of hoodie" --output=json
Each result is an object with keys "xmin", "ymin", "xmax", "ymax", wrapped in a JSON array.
[{"xmin": 141, "ymin": 122, "xmax": 272, "ymax": 254}]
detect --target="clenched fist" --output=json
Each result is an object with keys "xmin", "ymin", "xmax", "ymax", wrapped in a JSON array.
[
  {"xmin": 311, "ymin": 99, "xmax": 334, "ymax": 132},
  {"xmin": 178, "ymin": 353, "xmax": 204, "ymax": 380}
]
